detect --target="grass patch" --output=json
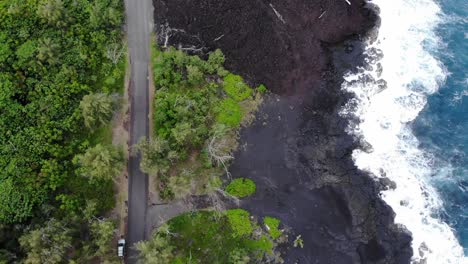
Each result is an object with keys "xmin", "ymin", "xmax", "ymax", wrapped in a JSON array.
[
  {"xmin": 227, "ymin": 209, "xmax": 254, "ymax": 237},
  {"xmin": 216, "ymin": 98, "xmax": 242, "ymax": 127},
  {"xmin": 223, "ymin": 73, "xmax": 253, "ymax": 101},
  {"xmin": 225, "ymin": 178, "xmax": 256, "ymax": 198},
  {"xmin": 264, "ymin": 216, "xmax": 282, "ymax": 239}
]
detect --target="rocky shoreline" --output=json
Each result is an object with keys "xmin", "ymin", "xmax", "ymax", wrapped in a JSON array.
[{"xmin": 153, "ymin": 0, "xmax": 413, "ymax": 263}]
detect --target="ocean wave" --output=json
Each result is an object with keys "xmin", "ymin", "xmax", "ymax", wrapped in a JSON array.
[{"xmin": 340, "ymin": 0, "xmax": 467, "ymax": 263}]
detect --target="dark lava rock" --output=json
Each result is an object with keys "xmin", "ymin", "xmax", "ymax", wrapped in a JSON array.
[{"xmin": 153, "ymin": 0, "xmax": 413, "ymax": 263}]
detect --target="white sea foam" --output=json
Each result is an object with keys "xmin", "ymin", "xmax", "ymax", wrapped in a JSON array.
[{"xmin": 340, "ymin": 0, "xmax": 467, "ymax": 263}]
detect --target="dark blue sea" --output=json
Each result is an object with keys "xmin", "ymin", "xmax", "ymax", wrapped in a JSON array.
[
  {"xmin": 413, "ymin": 0, "xmax": 468, "ymax": 256},
  {"xmin": 341, "ymin": 0, "xmax": 467, "ymax": 262}
]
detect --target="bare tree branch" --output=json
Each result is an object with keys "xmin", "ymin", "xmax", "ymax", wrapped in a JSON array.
[
  {"xmin": 269, "ymin": 4, "xmax": 286, "ymax": 24},
  {"xmin": 106, "ymin": 43, "xmax": 124, "ymax": 64}
]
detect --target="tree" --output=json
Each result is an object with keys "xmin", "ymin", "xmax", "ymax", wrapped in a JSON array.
[
  {"xmin": 186, "ymin": 65, "xmax": 204, "ymax": 86},
  {"xmin": 37, "ymin": 0, "xmax": 65, "ymax": 26},
  {"xmin": 19, "ymin": 219, "xmax": 72, "ymax": 264},
  {"xmin": 88, "ymin": 0, "xmax": 122, "ymax": 29},
  {"xmin": 136, "ymin": 233, "xmax": 174, "ymax": 264},
  {"xmin": 206, "ymin": 124, "xmax": 234, "ymax": 176},
  {"xmin": 0, "ymin": 33, "xmax": 11, "ymax": 64},
  {"xmin": 171, "ymin": 121, "xmax": 195, "ymax": 146},
  {"xmin": 36, "ymin": 38, "xmax": 59, "ymax": 65},
  {"xmin": 206, "ymin": 49, "xmax": 226, "ymax": 75},
  {"xmin": 135, "ymin": 137, "xmax": 174, "ymax": 175},
  {"xmin": 90, "ymin": 219, "xmax": 116, "ymax": 258},
  {"xmin": 167, "ymin": 170, "xmax": 193, "ymax": 199},
  {"xmin": 16, "ymin": 40, "xmax": 37, "ymax": 66},
  {"xmin": 74, "ymin": 144, "xmax": 124, "ymax": 182},
  {"xmin": 0, "ymin": 178, "xmax": 33, "ymax": 224},
  {"xmin": 79, "ymin": 93, "xmax": 118, "ymax": 130}
]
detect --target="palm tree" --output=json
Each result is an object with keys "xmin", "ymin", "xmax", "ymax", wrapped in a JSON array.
[
  {"xmin": 74, "ymin": 144, "xmax": 124, "ymax": 182},
  {"xmin": 37, "ymin": 0, "xmax": 64, "ymax": 26},
  {"xmin": 79, "ymin": 93, "xmax": 117, "ymax": 130},
  {"xmin": 36, "ymin": 38, "xmax": 59, "ymax": 65}
]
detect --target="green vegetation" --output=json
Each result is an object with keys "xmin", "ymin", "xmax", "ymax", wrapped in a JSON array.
[
  {"xmin": 216, "ymin": 98, "xmax": 243, "ymax": 127},
  {"xmin": 227, "ymin": 209, "xmax": 254, "ymax": 237},
  {"xmin": 257, "ymin": 84, "xmax": 267, "ymax": 93},
  {"xmin": 80, "ymin": 93, "xmax": 120, "ymax": 130},
  {"xmin": 264, "ymin": 216, "xmax": 282, "ymax": 239},
  {"xmin": 294, "ymin": 235, "xmax": 304, "ymax": 248},
  {"xmin": 226, "ymin": 178, "xmax": 256, "ymax": 198},
  {"xmin": 223, "ymin": 74, "xmax": 253, "ymax": 101},
  {"xmin": 74, "ymin": 144, "xmax": 125, "ymax": 182},
  {"xmin": 0, "ymin": 0, "xmax": 126, "ymax": 262},
  {"xmin": 19, "ymin": 219, "xmax": 72, "ymax": 264},
  {"xmin": 145, "ymin": 45, "xmax": 263, "ymax": 200},
  {"xmin": 137, "ymin": 210, "xmax": 285, "ymax": 263}
]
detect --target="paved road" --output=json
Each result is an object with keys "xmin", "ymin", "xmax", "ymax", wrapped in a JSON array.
[{"xmin": 124, "ymin": 0, "xmax": 154, "ymax": 262}]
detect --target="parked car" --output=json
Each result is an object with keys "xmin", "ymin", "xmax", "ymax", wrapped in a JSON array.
[{"xmin": 117, "ymin": 238, "xmax": 126, "ymax": 258}]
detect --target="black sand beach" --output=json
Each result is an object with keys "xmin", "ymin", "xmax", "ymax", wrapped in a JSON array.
[{"xmin": 153, "ymin": 0, "xmax": 413, "ymax": 262}]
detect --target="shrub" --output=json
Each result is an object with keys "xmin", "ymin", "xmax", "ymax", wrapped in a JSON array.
[
  {"xmin": 257, "ymin": 84, "xmax": 267, "ymax": 93},
  {"xmin": 223, "ymin": 74, "xmax": 252, "ymax": 101},
  {"xmin": 263, "ymin": 217, "xmax": 282, "ymax": 239},
  {"xmin": 216, "ymin": 98, "xmax": 242, "ymax": 127},
  {"xmin": 226, "ymin": 209, "xmax": 253, "ymax": 237},
  {"xmin": 225, "ymin": 178, "xmax": 256, "ymax": 198}
]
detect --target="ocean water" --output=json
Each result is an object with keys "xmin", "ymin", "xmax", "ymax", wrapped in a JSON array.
[
  {"xmin": 413, "ymin": 0, "xmax": 468, "ymax": 256},
  {"xmin": 340, "ymin": 0, "xmax": 467, "ymax": 263}
]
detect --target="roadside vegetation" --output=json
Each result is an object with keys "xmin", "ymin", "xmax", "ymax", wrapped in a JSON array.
[
  {"xmin": 137, "ymin": 210, "xmax": 287, "ymax": 263},
  {"xmin": 138, "ymin": 45, "xmax": 264, "ymax": 200},
  {"xmin": 136, "ymin": 44, "xmax": 293, "ymax": 263},
  {"xmin": 0, "ymin": 0, "xmax": 126, "ymax": 262}
]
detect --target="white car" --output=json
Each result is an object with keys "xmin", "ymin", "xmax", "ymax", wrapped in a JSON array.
[{"xmin": 117, "ymin": 238, "xmax": 126, "ymax": 257}]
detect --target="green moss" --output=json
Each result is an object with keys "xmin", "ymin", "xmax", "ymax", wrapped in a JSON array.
[
  {"xmin": 216, "ymin": 98, "xmax": 242, "ymax": 127},
  {"xmin": 223, "ymin": 74, "xmax": 253, "ymax": 101},
  {"xmin": 225, "ymin": 178, "xmax": 256, "ymax": 198},
  {"xmin": 264, "ymin": 216, "xmax": 282, "ymax": 239},
  {"xmin": 226, "ymin": 209, "xmax": 253, "ymax": 237}
]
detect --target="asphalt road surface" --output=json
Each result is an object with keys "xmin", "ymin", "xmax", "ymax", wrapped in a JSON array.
[{"xmin": 124, "ymin": 0, "xmax": 153, "ymax": 262}]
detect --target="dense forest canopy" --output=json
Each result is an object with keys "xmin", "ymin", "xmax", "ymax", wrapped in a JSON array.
[{"xmin": 0, "ymin": 0, "xmax": 125, "ymax": 262}]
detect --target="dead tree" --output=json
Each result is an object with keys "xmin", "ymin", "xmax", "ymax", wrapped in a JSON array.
[
  {"xmin": 106, "ymin": 43, "xmax": 124, "ymax": 64},
  {"xmin": 207, "ymin": 134, "xmax": 233, "ymax": 179}
]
